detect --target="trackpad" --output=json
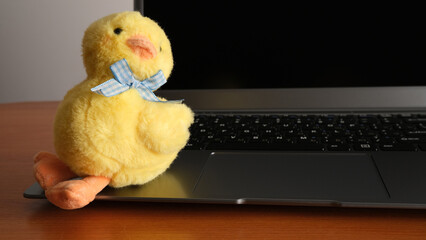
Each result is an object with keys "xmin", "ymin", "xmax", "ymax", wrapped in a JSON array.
[{"xmin": 193, "ymin": 152, "xmax": 389, "ymax": 201}]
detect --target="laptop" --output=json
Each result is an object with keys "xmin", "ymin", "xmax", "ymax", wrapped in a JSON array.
[{"xmin": 25, "ymin": 1, "xmax": 426, "ymax": 209}]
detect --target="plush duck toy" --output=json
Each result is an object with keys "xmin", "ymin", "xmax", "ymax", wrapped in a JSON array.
[{"xmin": 33, "ymin": 11, "xmax": 194, "ymax": 209}]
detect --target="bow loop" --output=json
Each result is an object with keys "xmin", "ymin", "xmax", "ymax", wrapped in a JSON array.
[
  {"xmin": 91, "ymin": 59, "xmax": 182, "ymax": 103},
  {"xmin": 139, "ymin": 70, "xmax": 167, "ymax": 91}
]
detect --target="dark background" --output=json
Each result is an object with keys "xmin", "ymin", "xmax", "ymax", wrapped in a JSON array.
[{"xmin": 144, "ymin": 2, "xmax": 426, "ymax": 89}]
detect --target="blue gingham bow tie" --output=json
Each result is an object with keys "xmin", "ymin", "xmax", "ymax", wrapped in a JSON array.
[{"xmin": 91, "ymin": 59, "xmax": 182, "ymax": 103}]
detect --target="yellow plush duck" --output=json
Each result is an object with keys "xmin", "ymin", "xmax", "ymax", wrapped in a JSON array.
[{"xmin": 33, "ymin": 11, "xmax": 194, "ymax": 209}]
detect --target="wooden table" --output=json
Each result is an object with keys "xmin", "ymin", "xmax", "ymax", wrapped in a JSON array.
[{"xmin": 1, "ymin": 101, "xmax": 426, "ymax": 239}]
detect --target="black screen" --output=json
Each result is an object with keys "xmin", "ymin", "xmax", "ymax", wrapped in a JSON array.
[{"xmin": 143, "ymin": 2, "xmax": 426, "ymax": 89}]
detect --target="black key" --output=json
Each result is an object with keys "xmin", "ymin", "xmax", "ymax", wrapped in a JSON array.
[
  {"xmin": 379, "ymin": 143, "xmax": 416, "ymax": 151},
  {"xmin": 323, "ymin": 137, "xmax": 346, "ymax": 144},
  {"xmin": 398, "ymin": 137, "xmax": 426, "ymax": 143},
  {"xmin": 375, "ymin": 136, "xmax": 395, "ymax": 144},
  {"xmin": 184, "ymin": 142, "xmax": 202, "ymax": 150},
  {"xmin": 405, "ymin": 130, "xmax": 426, "ymax": 136},
  {"xmin": 350, "ymin": 137, "xmax": 371, "ymax": 144},
  {"xmin": 353, "ymin": 143, "xmax": 376, "ymax": 151},
  {"xmin": 358, "ymin": 116, "xmax": 379, "ymax": 124},
  {"xmin": 379, "ymin": 116, "xmax": 400, "ymax": 124},
  {"xmin": 405, "ymin": 118, "xmax": 426, "ymax": 123},
  {"xmin": 327, "ymin": 144, "xmax": 351, "ymax": 151}
]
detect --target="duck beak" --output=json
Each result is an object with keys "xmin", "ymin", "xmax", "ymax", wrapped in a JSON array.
[{"xmin": 126, "ymin": 35, "xmax": 157, "ymax": 60}]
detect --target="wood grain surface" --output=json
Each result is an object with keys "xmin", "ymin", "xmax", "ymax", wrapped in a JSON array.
[{"xmin": 1, "ymin": 101, "xmax": 426, "ymax": 240}]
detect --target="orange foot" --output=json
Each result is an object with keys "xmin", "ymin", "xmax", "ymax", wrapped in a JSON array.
[
  {"xmin": 33, "ymin": 151, "xmax": 111, "ymax": 210},
  {"xmin": 33, "ymin": 151, "xmax": 77, "ymax": 190},
  {"xmin": 45, "ymin": 176, "xmax": 111, "ymax": 210}
]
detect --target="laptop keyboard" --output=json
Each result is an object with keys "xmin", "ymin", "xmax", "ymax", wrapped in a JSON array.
[{"xmin": 185, "ymin": 113, "xmax": 426, "ymax": 151}]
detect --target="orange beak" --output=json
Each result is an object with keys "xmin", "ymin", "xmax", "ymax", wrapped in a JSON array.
[{"xmin": 126, "ymin": 35, "xmax": 157, "ymax": 60}]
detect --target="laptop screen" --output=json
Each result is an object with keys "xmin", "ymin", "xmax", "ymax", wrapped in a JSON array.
[{"xmin": 141, "ymin": 2, "xmax": 426, "ymax": 90}]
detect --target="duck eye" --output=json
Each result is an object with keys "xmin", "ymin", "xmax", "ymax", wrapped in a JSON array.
[
  {"xmin": 159, "ymin": 46, "xmax": 163, "ymax": 52},
  {"xmin": 113, "ymin": 28, "xmax": 123, "ymax": 35}
]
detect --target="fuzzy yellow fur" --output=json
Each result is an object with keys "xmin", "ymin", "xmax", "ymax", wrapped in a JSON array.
[{"xmin": 54, "ymin": 11, "xmax": 193, "ymax": 188}]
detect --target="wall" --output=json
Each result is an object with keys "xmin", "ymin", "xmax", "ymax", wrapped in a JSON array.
[{"xmin": 0, "ymin": 0, "xmax": 133, "ymax": 103}]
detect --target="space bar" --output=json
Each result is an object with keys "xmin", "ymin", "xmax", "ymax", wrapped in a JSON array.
[{"xmin": 205, "ymin": 143, "xmax": 325, "ymax": 151}]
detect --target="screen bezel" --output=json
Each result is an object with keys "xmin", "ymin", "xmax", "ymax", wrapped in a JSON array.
[{"xmin": 156, "ymin": 87, "xmax": 426, "ymax": 112}]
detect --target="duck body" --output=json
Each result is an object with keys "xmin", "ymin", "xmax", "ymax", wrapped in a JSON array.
[{"xmin": 54, "ymin": 76, "xmax": 192, "ymax": 187}]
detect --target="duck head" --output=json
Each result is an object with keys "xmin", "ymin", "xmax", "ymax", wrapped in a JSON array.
[{"xmin": 82, "ymin": 11, "xmax": 173, "ymax": 81}]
